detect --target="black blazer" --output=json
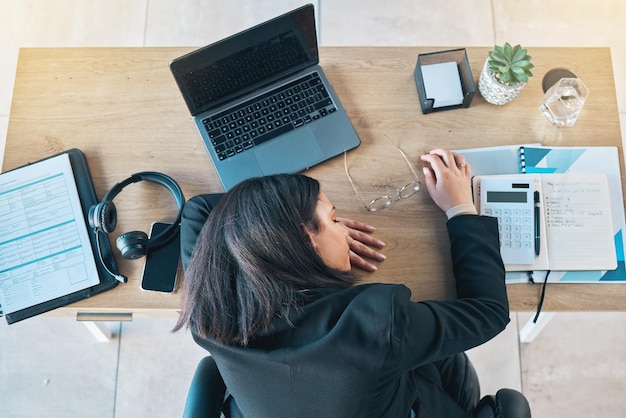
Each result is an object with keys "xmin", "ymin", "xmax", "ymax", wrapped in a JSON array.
[{"xmin": 182, "ymin": 196, "xmax": 508, "ymax": 417}]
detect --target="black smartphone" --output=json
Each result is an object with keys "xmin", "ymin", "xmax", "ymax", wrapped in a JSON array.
[{"xmin": 140, "ymin": 222, "xmax": 180, "ymax": 293}]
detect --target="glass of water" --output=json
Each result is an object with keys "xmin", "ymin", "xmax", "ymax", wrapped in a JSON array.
[{"xmin": 539, "ymin": 76, "xmax": 589, "ymax": 127}]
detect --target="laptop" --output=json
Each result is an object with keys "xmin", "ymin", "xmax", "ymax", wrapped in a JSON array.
[{"xmin": 169, "ymin": 4, "xmax": 361, "ymax": 190}]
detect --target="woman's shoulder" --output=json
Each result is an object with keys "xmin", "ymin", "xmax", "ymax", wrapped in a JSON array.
[
  {"xmin": 301, "ymin": 283, "xmax": 412, "ymax": 311},
  {"xmin": 350, "ymin": 282, "xmax": 410, "ymax": 297}
]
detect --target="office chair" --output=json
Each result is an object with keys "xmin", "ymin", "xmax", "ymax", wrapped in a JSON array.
[
  {"xmin": 183, "ymin": 356, "xmax": 244, "ymax": 418},
  {"xmin": 183, "ymin": 356, "xmax": 531, "ymax": 418}
]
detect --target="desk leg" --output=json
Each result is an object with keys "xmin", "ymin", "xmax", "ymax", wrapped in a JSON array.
[
  {"xmin": 76, "ymin": 313, "xmax": 133, "ymax": 342},
  {"xmin": 81, "ymin": 321, "xmax": 113, "ymax": 342},
  {"xmin": 519, "ymin": 312, "xmax": 556, "ymax": 343}
]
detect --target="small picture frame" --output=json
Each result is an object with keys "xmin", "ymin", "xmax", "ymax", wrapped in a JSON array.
[{"xmin": 414, "ymin": 48, "xmax": 476, "ymax": 114}]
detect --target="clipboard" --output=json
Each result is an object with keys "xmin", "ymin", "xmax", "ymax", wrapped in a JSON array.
[{"xmin": 0, "ymin": 149, "xmax": 119, "ymax": 324}]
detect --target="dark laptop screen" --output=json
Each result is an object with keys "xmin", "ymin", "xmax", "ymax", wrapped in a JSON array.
[{"xmin": 170, "ymin": 4, "xmax": 319, "ymax": 116}]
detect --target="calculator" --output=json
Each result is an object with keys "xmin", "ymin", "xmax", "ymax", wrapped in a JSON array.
[{"xmin": 479, "ymin": 177, "xmax": 535, "ymax": 265}]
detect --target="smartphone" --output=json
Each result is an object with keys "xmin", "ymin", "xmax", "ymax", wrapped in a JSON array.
[{"xmin": 140, "ymin": 222, "xmax": 180, "ymax": 293}]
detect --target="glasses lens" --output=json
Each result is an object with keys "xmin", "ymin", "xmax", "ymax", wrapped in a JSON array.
[
  {"xmin": 368, "ymin": 196, "xmax": 393, "ymax": 212},
  {"xmin": 398, "ymin": 181, "xmax": 421, "ymax": 199}
]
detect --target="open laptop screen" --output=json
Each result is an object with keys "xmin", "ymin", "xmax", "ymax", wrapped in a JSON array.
[{"xmin": 170, "ymin": 4, "xmax": 319, "ymax": 116}]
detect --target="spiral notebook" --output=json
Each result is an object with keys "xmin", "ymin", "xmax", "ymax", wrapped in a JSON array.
[
  {"xmin": 458, "ymin": 144, "xmax": 626, "ymax": 283},
  {"xmin": 0, "ymin": 149, "xmax": 119, "ymax": 324}
]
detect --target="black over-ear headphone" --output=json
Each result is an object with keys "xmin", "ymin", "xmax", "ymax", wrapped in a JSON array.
[{"xmin": 88, "ymin": 172, "xmax": 185, "ymax": 283}]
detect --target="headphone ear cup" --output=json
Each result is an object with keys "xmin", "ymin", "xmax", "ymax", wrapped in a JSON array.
[
  {"xmin": 116, "ymin": 231, "xmax": 149, "ymax": 260},
  {"xmin": 89, "ymin": 201, "xmax": 118, "ymax": 234}
]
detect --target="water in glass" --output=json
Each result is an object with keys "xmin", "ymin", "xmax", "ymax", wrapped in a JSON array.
[{"xmin": 539, "ymin": 78, "xmax": 589, "ymax": 127}]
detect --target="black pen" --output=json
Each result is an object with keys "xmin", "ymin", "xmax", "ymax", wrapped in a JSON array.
[{"xmin": 534, "ymin": 191, "xmax": 541, "ymax": 256}]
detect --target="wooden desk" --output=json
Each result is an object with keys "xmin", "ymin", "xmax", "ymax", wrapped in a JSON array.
[{"xmin": 4, "ymin": 46, "xmax": 625, "ymax": 317}]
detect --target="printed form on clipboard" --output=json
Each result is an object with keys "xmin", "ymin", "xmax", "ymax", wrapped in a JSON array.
[
  {"xmin": 0, "ymin": 153, "xmax": 100, "ymax": 317},
  {"xmin": 473, "ymin": 173, "xmax": 617, "ymax": 272}
]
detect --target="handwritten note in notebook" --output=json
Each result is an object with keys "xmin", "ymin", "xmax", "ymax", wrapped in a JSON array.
[
  {"xmin": 0, "ymin": 153, "xmax": 100, "ymax": 316},
  {"xmin": 474, "ymin": 173, "xmax": 617, "ymax": 272},
  {"xmin": 541, "ymin": 173, "xmax": 616, "ymax": 270}
]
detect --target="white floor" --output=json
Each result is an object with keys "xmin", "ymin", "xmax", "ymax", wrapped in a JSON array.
[{"xmin": 1, "ymin": 1, "xmax": 626, "ymax": 417}]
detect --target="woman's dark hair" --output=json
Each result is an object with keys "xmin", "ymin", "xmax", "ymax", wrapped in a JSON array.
[{"xmin": 173, "ymin": 174, "xmax": 357, "ymax": 345}]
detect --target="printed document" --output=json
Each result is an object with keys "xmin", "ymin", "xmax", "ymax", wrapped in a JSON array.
[{"xmin": 0, "ymin": 154, "xmax": 100, "ymax": 315}]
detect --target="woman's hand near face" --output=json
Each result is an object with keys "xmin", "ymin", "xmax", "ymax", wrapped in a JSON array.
[
  {"xmin": 336, "ymin": 217, "xmax": 386, "ymax": 272},
  {"xmin": 419, "ymin": 149, "xmax": 474, "ymax": 213}
]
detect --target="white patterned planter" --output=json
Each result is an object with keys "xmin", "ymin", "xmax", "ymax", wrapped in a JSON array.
[{"xmin": 478, "ymin": 60, "xmax": 526, "ymax": 105}]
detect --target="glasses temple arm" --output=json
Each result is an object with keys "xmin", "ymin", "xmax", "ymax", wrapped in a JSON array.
[{"xmin": 344, "ymin": 151, "xmax": 371, "ymax": 210}]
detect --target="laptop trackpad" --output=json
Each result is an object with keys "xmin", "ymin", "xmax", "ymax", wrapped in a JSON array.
[{"xmin": 254, "ymin": 129, "xmax": 324, "ymax": 175}]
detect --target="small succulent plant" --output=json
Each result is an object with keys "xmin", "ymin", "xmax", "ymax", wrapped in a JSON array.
[{"xmin": 487, "ymin": 42, "xmax": 534, "ymax": 86}]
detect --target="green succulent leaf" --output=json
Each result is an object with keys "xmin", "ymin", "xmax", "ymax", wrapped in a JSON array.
[
  {"xmin": 489, "ymin": 54, "xmax": 507, "ymax": 66},
  {"xmin": 512, "ymin": 47, "xmax": 528, "ymax": 62},
  {"xmin": 503, "ymin": 43, "xmax": 514, "ymax": 59},
  {"xmin": 515, "ymin": 60, "xmax": 532, "ymax": 68}
]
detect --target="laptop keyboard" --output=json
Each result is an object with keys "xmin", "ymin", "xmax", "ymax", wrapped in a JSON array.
[{"xmin": 202, "ymin": 72, "xmax": 336, "ymax": 161}]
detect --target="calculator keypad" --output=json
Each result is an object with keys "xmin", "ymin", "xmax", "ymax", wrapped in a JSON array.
[{"xmin": 483, "ymin": 208, "xmax": 535, "ymax": 264}]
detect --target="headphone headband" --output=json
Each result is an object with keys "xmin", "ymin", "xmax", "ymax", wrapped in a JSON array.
[
  {"xmin": 103, "ymin": 172, "xmax": 184, "ymax": 207},
  {"xmin": 89, "ymin": 171, "xmax": 185, "ymax": 281},
  {"xmin": 101, "ymin": 172, "xmax": 184, "ymax": 248}
]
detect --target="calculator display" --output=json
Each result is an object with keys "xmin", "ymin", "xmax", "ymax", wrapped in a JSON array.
[{"xmin": 486, "ymin": 191, "xmax": 528, "ymax": 203}]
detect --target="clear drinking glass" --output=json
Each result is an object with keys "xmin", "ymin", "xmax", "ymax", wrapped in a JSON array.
[{"xmin": 539, "ymin": 77, "xmax": 589, "ymax": 127}]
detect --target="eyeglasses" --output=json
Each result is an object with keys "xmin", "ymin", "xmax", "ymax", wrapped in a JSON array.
[{"xmin": 344, "ymin": 133, "xmax": 421, "ymax": 211}]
